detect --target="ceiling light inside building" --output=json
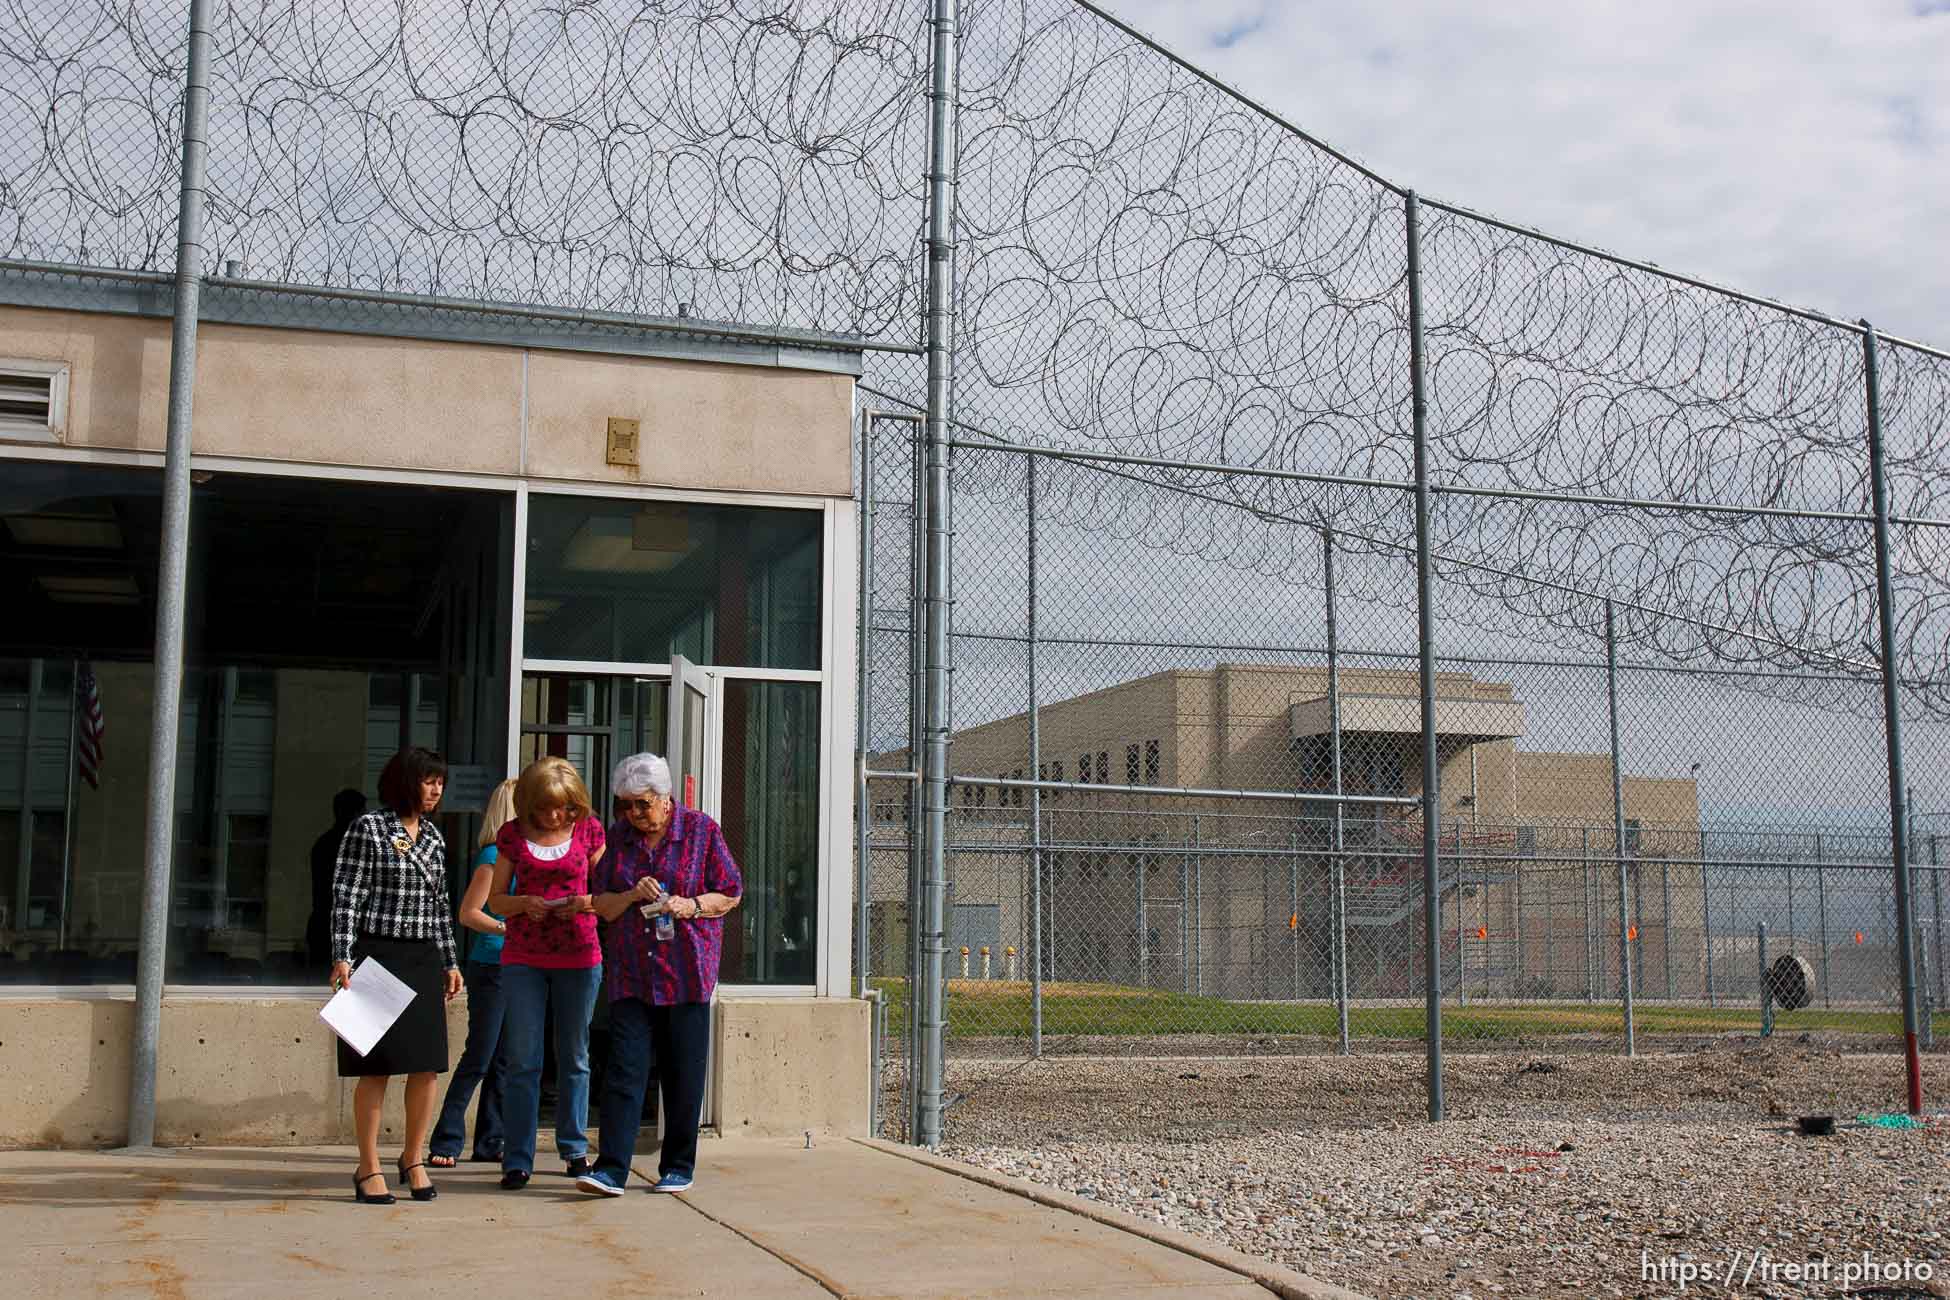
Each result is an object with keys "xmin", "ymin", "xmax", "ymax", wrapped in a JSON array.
[
  {"xmin": 38, "ymin": 573, "xmax": 141, "ymax": 604},
  {"xmin": 561, "ymin": 506, "xmax": 704, "ymax": 574},
  {"xmin": 5, "ymin": 512, "xmax": 123, "ymax": 549}
]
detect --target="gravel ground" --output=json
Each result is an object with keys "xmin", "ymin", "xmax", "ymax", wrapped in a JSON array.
[{"xmin": 906, "ymin": 1039, "xmax": 1950, "ymax": 1299}]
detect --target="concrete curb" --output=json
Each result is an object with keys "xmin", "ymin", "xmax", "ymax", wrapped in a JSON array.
[{"xmin": 850, "ymin": 1137, "xmax": 1372, "ymax": 1300}]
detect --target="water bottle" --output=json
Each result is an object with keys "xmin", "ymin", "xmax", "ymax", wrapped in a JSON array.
[{"xmin": 639, "ymin": 883, "xmax": 675, "ymax": 942}]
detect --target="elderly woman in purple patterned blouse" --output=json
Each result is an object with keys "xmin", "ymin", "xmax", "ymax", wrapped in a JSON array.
[{"xmin": 576, "ymin": 752, "xmax": 742, "ymax": 1197}]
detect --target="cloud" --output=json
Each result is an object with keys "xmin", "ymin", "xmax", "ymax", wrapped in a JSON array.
[{"xmin": 1095, "ymin": 0, "xmax": 1950, "ymax": 347}]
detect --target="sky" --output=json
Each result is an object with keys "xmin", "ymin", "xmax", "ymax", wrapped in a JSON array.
[{"xmin": 1095, "ymin": 0, "xmax": 1950, "ymax": 350}]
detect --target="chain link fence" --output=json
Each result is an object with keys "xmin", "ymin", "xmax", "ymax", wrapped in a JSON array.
[{"xmin": 4, "ymin": 1, "xmax": 1947, "ymax": 1146}]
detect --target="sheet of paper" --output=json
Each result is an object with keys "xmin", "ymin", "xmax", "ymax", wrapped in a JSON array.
[{"xmin": 318, "ymin": 957, "xmax": 417, "ymax": 1056}]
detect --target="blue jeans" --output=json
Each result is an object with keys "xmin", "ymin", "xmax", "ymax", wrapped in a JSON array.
[
  {"xmin": 595, "ymin": 998, "xmax": 711, "ymax": 1184},
  {"xmin": 429, "ymin": 961, "xmax": 508, "ymax": 1160},
  {"xmin": 500, "ymin": 962, "xmax": 602, "ymax": 1174}
]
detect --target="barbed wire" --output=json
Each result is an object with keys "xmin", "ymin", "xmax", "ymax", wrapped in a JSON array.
[{"xmin": 3, "ymin": 0, "xmax": 1948, "ymax": 703}]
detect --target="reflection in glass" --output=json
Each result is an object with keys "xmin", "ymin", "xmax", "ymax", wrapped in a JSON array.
[
  {"xmin": 0, "ymin": 462, "xmax": 510, "ymax": 986},
  {"xmin": 518, "ymin": 675, "xmax": 666, "ymax": 820},
  {"xmin": 524, "ymin": 497, "xmax": 821, "ymax": 669},
  {"xmin": 720, "ymin": 680, "xmax": 820, "ymax": 984}
]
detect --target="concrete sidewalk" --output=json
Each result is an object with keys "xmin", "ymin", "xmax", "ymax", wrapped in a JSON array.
[{"xmin": 0, "ymin": 1137, "xmax": 1363, "ymax": 1299}]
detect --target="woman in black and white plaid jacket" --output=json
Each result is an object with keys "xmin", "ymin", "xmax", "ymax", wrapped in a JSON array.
[{"xmin": 329, "ymin": 746, "xmax": 463, "ymax": 1205}]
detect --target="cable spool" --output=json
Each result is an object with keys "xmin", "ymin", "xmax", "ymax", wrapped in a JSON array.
[{"xmin": 1766, "ymin": 954, "xmax": 1816, "ymax": 1011}]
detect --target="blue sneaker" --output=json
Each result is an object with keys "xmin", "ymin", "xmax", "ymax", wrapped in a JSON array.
[
  {"xmin": 651, "ymin": 1172, "xmax": 693, "ymax": 1194},
  {"xmin": 575, "ymin": 1169, "xmax": 625, "ymax": 1197}
]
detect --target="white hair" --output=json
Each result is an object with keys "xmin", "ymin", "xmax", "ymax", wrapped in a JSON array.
[{"xmin": 611, "ymin": 752, "xmax": 672, "ymax": 799}]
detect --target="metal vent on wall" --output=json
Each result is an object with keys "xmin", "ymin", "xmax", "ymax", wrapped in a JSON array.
[{"xmin": 0, "ymin": 360, "xmax": 69, "ymax": 442}]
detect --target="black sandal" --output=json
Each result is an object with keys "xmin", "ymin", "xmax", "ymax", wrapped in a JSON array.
[
  {"xmin": 397, "ymin": 1156, "xmax": 438, "ymax": 1202},
  {"xmin": 353, "ymin": 1169, "xmax": 395, "ymax": 1205}
]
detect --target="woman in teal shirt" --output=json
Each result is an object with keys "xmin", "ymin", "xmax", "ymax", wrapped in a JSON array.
[{"xmin": 429, "ymin": 779, "xmax": 517, "ymax": 1166}]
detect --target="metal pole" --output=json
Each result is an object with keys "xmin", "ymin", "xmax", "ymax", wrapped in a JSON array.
[
  {"xmin": 1193, "ymin": 814, "xmax": 1203, "ymax": 997},
  {"xmin": 1028, "ymin": 458, "xmax": 1043, "ymax": 1056},
  {"xmin": 905, "ymin": 417, "xmax": 925, "ymax": 1143},
  {"xmin": 1662, "ymin": 861, "xmax": 1672, "ymax": 1001},
  {"xmin": 127, "ymin": 0, "xmax": 213, "ymax": 1152},
  {"xmin": 855, "ymin": 416, "xmax": 876, "ymax": 999},
  {"xmin": 1759, "ymin": 920, "xmax": 1772, "ymax": 1037},
  {"xmin": 1605, "ymin": 600, "xmax": 1637, "ymax": 1057},
  {"xmin": 1702, "ymin": 842, "xmax": 1715, "ymax": 1008},
  {"xmin": 1514, "ymin": 850, "xmax": 1524, "ymax": 1001},
  {"xmin": 914, "ymin": 0, "xmax": 959, "ymax": 1149},
  {"xmin": 1405, "ymin": 190, "xmax": 1444, "ymax": 1121},
  {"xmin": 1326, "ymin": 530, "xmax": 1350, "ymax": 1053},
  {"xmin": 1933, "ymin": 836, "xmax": 1946, "ymax": 1012},
  {"xmin": 1862, "ymin": 322, "xmax": 1925, "ymax": 1116},
  {"xmin": 1583, "ymin": 827, "xmax": 1594, "ymax": 1002},
  {"xmin": 1816, "ymin": 832, "xmax": 1830, "ymax": 1010}
]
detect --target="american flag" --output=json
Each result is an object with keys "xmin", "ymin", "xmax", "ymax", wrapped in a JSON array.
[{"xmin": 76, "ymin": 662, "xmax": 104, "ymax": 789}]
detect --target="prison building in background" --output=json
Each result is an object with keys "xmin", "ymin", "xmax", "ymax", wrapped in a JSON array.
[{"xmin": 872, "ymin": 663, "xmax": 1707, "ymax": 1004}]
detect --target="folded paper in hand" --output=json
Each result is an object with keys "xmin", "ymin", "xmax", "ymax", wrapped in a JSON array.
[{"xmin": 319, "ymin": 958, "xmax": 416, "ymax": 1055}]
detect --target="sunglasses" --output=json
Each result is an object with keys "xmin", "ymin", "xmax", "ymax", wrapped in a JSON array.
[{"xmin": 621, "ymin": 797, "xmax": 669, "ymax": 814}]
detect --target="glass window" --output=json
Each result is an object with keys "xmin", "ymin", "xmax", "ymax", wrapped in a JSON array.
[
  {"xmin": 720, "ymin": 679, "xmax": 820, "ymax": 984},
  {"xmin": 523, "ymin": 496, "xmax": 822, "ymax": 669},
  {"xmin": 0, "ymin": 461, "xmax": 512, "ymax": 986}
]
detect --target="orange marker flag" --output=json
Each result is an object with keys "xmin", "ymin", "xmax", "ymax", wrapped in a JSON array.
[
  {"xmin": 1476, "ymin": 926, "xmax": 1488, "ymax": 940},
  {"xmin": 1854, "ymin": 931, "xmax": 1865, "ymax": 944},
  {"xmin": 1627, "ymin": 925, "xmax": 1638, "ymax": 941},
  {"xmin": 1288, "ymin": 913, "xmax": 1298, "ymax": 931}
]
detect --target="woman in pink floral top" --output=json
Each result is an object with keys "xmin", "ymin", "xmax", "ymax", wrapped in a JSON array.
[{"xmin": 486, "ymin": 756, "xmax": 605, "ymax": 1188}]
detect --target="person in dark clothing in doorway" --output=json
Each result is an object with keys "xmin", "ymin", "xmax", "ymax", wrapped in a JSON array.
[{"xmin": 307, "ymin": 789, "xmax": 368, "ymax": 967}]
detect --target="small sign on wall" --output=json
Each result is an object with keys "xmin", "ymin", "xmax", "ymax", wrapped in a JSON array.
[{"xmin": 606, "ymin": 416, "xmax": 640, "ymax": 467}]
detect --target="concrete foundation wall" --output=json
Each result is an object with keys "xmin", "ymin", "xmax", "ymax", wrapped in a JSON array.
[
  {"xmin": 0, "ymin": 995, "xmax": 870, "ymax": 1148},
  {"xmin": 714, "ymin": 996, "xmax": 870, "ymax": 1139}
]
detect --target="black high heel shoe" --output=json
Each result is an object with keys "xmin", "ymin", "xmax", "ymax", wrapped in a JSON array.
[
  {"xmin": 353, "ymin": 1169, "xmax": 395, "ymax": 1205},
  {"xmin": 397, "ymin": 1156, "xmax": 438, "ymax": 1202}
]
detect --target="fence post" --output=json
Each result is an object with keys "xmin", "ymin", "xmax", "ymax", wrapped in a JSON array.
[
  {"xmin": 855, "ymin": 416, "xmax": 877, "ymax": 1000},
  {"xmin": 1192, "ymin": 814, "xmax": 1203, "ymax": 997},
  {"xmin": 905, "ymin": 391, "xmax": 926, "ymax": 1141},
  {"xmin": 1661, "ymin": 861, "xmax": 1672, "ymax": 1001},
  {"xmin": 1583, "ymin": 827, "xmax": 1594, "ymax": 1002},
  {"xmin": 1759, "ymin": 920, "xmax": 1772, "ymax": 1038},
  {"xmin": 1920, "ymin": 926, "xmax": 1935, "ymax": 1052},
  {"xmin": 1405, "ymin": 189, "xmax": 1444, "ymax": 1121},
  {"xmin": 1325, "ymin": 530, "xmax": 1350, "ymax": 1053},
  {"xmin": 1702, "ymin": 842, "xmax": 1715, "ymax": 1008},
  {"xmin": 913, "ymin": 0, "xmax": 960, "ymax": 1149},
  {"xmin": 1027, "ymin": 457, "xmax": 1043, "ymax": 1057},
  {"xmin": 1934, "ymin": 836, "xmax": 1946, "ymax": 1011},
  {"xmin": 1605, "ymin": 600, "xmax": 1637, "ymax": 1057},
  {"xmin": 1456, "ymin": 824, "xmax": 1467, "ymax": 1009},
  {"xmin": 1816, "ymin": 832, "xmax": 1830, "ymax": 1010},
  {"xmin": 1861, "ymin": 321, "xmax": 1925, "ymax": 1116},
  {"xmin": 126, "ymin": 0, "xmax": 214, "ymax": 1152},
  {"xmin": 1288, "ymin": 832, "xmax": 1299, "ymax": 999}
]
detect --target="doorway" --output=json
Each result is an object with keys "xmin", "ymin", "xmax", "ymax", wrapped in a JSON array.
[{"xmin": 516, "ymin": 657, "xmax": 722, "ymax": 1133}]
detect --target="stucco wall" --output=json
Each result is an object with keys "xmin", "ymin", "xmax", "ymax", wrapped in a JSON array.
[{"xmin": 0, "ymin": 306, "xmax": 853, "ymax": 497}]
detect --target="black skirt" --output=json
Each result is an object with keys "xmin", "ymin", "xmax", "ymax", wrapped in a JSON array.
[{"xmin": 336, "ymin": 935, "xmax": 450, "ymax": 1077}]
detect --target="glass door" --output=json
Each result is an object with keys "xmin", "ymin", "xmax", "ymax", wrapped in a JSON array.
[
  {"xmin": 664, "ymin": 654, "xmax": 717, "ymax": 814},
  {"xmin": 518, "ymin": 674, "xmax": 667, "ymax": 815}
]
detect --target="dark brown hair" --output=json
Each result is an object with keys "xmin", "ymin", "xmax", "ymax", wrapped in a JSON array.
[{"xmin": 377, "ymin": 746, "xmax": 448, "ymax": 815}]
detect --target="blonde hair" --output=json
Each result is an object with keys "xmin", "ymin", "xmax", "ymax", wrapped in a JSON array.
[
  {"xmin": 514, "ymin": 756, "xmax": 593, "ymax": 825},
  {"xmin": 477, "ymin": 778, "xmax": 519, "ymax": 847}
]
